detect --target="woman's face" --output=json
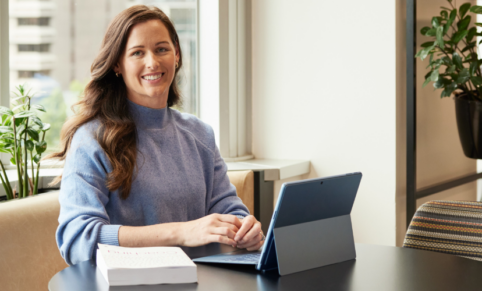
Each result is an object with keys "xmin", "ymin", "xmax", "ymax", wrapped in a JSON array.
[{"xmin": 115, "ymin": 19, "xmax": 179, "ymax": 109}]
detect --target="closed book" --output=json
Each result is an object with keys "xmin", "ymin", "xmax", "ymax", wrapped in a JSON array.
[{"xmin": 96, "ymin": 243, "xmax": 197, "ymax": 286}]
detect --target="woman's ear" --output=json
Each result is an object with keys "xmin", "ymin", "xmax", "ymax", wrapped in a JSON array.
[{"xmin": 175, "ymin": 43, "xmax": 180, "ymax": 64}]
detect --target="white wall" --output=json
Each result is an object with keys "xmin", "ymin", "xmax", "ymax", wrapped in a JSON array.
[{"xmin": 251, "ymin": 0, "xmax": 398, "ymax": 245}]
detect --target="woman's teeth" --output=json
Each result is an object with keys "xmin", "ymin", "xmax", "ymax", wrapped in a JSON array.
[{"xmin": 142, "ymin": 74, "xmax": 161, "ymax": 80}]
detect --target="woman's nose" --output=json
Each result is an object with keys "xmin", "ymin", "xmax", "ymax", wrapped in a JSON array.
[{"xmin": 146, "ymin": 52, "xmax": 160, "ymax": 70}]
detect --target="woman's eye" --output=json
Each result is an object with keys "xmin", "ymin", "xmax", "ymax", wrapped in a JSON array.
[
  {"xmin": 133, "ymin": 51, "xmax": 142, "ymax": 56},
  {"xmin": 158, "ymin": 48, "xmax": 167, "ymax": 52}
]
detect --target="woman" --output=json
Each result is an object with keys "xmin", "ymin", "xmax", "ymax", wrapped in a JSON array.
[{"xmin": 52, "ymin": 5, "xmax": 263, "ymax": 266}]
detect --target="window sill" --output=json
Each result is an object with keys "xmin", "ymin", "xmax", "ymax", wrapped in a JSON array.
[{"xmin": 225, "ymin": 159, "xmax": 310, "ymax": 181}]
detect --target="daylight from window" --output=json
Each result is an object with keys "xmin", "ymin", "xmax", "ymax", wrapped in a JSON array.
[{"xmin": 9, "ymin": 0, "xmax": 198, "ymax": 152}]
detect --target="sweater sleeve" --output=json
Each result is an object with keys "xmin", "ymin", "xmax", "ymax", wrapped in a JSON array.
[
  {"xmin": 56, "ymin": 125, "xmax": 121, "ymax": 266},
  {"xmin": 207, "ymin": 145, "xmax": 250, "ymax": 218}
]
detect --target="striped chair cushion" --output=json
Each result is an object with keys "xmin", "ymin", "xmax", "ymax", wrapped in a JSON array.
[{"xmin": 403, "ymin": 200, "xmax": 482, "ymax": 261}]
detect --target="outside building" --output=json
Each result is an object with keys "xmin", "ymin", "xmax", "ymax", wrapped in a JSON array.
[{"xmin": 8, "ymin": 0, "xmax": 198, "ymax": 151}]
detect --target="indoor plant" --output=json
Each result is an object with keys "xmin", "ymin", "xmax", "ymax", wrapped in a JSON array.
[
  {"xmin": 0, "ymin": 84, "xmax": 50, "ymax": 200},
  {"xmin": 416, "ymin": 0, "xmax": 482, "ymax": 158}
]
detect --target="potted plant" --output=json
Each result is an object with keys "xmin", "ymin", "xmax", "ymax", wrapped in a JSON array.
[
  {"xmin": 415, "ymin": 0, "xmax": 482, "ymax": 158},
  {"xmin": 0, "ymin": 84, "xmax": 50, "ymax": 200}
]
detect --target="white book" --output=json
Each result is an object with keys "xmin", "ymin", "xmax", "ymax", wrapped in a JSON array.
[{"xmin": 96, "ymin": 243, "xmax": 197, "ymax": 286}]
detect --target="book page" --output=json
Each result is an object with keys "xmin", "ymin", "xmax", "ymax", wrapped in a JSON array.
[{"xmin": 98, "ymin": 244, "xmax": 196, "ymax": 269}]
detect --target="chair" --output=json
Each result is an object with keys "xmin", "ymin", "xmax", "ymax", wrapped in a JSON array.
[
  {"xmin": 0, "ymin": 170, "xmax": 254, "ymax": 291},
  {"xmin": 403, "ymin": 200, "xmax": 482, "ymax": 261}
]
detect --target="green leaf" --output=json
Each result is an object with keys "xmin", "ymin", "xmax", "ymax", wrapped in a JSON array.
[
  {"xmin": 471, "ymin": 76, "xmax": 482, "ymax": 86},
  {"xmin": 442, "ymin": 82, "xmax": 458, "ymax": 97},
  {"xmin": 41, "ymin": 123, "xmax": 50, "ymax": 131},
  {"xmin": 456, "ymin": 68, "xmax": 470, "ymax": 83},
  {"xmin": 457, "ymin": 15, "xmax": 471, "ymax": 31},
  {"xmin": 14, "ymin": 117, "xmax": 25, "ymax": 127},
  {"xmin": 33, "ymin": 154, "xmax": 40, "ymax": 164},
  {"xmin": 426, "ymin": 28, "xmax": 437, "ymax": 36},
  {"xmin": 421, "ymin": 41, "xmax": 435, "ymax": 48},
  {"xmin": 432, "ymin": 16, "xmax": 441, "ymax": 28},
  {"xmin": 476, "ymin": 23, "xmax": 482, "ymax": 27},
  {"xmin": 35, "ymin": 140, "xmax": 47, "ymax": 154},
  {"xmin": 25, "ymin": 140, "xmax": 34, "ymax": 152},
  {"xmin": 431, "ymin": 69, "xmax": 440, "ymax": 81},
  {"xmin": 30, "ymin": 116, "xmax": 43, "ymax": 127},
  {"xmin": 453, "ymin": 52, "xmax": 464, "ymax": 69},
  {"xmin": 10, "ymin": 157, "xmax": 15, "ymax": 165},
  {"xmin": 421, "ymin": 26, "xmax": 431, "ymax": 35},
  {"xmin": 415, "ymin": 45, "xmax": 434, "ymax": 61},
  {"xmin": 31, "ymin": 104, "xmax": 46, "ymax": 112},
  {"xmin": 462, "ymin": 43, "xmax": 476, "ymax": 52},
  {"xmin": 441, "ymin": 10, "xmax": 448, "ymax": 19},
  {"xmin": 26, "ymin": 128, "xmax": 39, "ymax": 141},
  {"xmin": 446, "ymin": 65, "xmax": 456, "ymax": 74},
  {"xmin": 467, "ymin": 27, "xmax": 477, "ymax": 42},
  {"xmin": 0, "ymin": 126, "xmax": 13, "ymax": 134},
  {"xmin": 434, "ymin": 77, "xmax": 445, "ymax": 89},
  {"xmin": 470, "ymin": 61, "xmax": 478, "ymax": 76},
  {"xmin": 0, "ymin": 148, "xmax": 11, "ymax": 154},
  {"xmin": 452, "ymin": 30, "xmax": 469, "ymax": 43},
  {"xmin": 460, "ymin": 3, "xmax": 471, "ymax": 18},
  {"xmin": 423, "ymin": 78, "xmax": 432, "ymax": 88},
  {"xmin": 470, "ymin": 5, "xmax": 482, "ymax": 14},
  {"xmin": 436, "ymin": 26, "xmax": 445, "ymax": 47},
  {"xmin": 0, "ymin": 107, "xmax": 14, "ymax": 116},
  {"xmin": 14, "ymin": 110, "xmax": 36, "ymax": 119}
]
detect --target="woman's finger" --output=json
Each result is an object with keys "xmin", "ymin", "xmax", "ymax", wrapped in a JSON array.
[
  {"xmin": 217, "ymin": 214, "xmax": 242, "ymax": 228},
  {"xmin": 239, "ymin": 221, "xmax": 261, "ymax": 244},
  {"xmin": 208, "ymin": 234, "xmax": 237, "ymax": 247},
  {"xmin": 210, "ymin": 225, "xmax": 237, "ymax": 239},
  {"xmin": 234, "ymin": 216, "xmax": 255, "ymax": 242},
  {"xmin": 215, "ymin": 221, "xmax": 240, "ymax": 234},
  {"xmin": 237, "ymin": 232, "xmax": 262, "ymax": 249}
]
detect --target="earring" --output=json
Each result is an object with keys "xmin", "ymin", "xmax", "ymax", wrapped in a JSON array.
[
  {"xmin": 115, "ymin": 72, "xmax": 119, "ymax": 77},
  {"xmin": 175, "ymin": 63, "xmax": 179, "ymax": 69}
]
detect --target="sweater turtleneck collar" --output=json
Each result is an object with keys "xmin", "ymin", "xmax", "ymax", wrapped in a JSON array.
[{"xmin": 127, "ymin": 98, "xmax": 170, "ymax": 130}]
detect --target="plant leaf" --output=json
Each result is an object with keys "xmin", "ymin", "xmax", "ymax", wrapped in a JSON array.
[
  {"xmin": 471, "ymin": 76, "xmax": 482, "ymax": 86},
  {"xmin": 0, "ymin": 126, "xmax": 13, "ymax": 134},
  {"xmin": 421, "ymin": 26, "xmax": 431, "ymax": 35},
  {"xmin": 453, "ymin": 52, "xmax": 464, "ymax": 69},
  {"xmin": 421, "ymin": 41, "xmax": 435, "ymax": 48},
  {"xmin": 431, "ymin": 69, "xmax": 440, "ymax": 81},
  {"xmin": 35, "ymin": 140, "xmax": 47, "ymax": 154},
  {"xmin": 426, "ymin": 28, "xmax": 437, "ymax": 37},
  {"xmin": 467, "ymin": 27, "xmax": 477, "ymax": 42},
  {"xmin": 26, "ymin": 128, "xmax": 39, "ymax": 141},
  {"xmin": 470, "ymin": 5, "xmax": 482, "ymax": 14},
  {"xmin": 456, "ymin": 68, "xmax": 470, "ymax": 83},
  {"xmin": 446, "ymin": 65, "xmax": 456, "ymax": 74},
  {"xmin": 33, "ymin": 154, "xmax": 41, "ymax": 164},
  {"xmin": 0, "ymin": 107, "xmax": 14, "ymax": 116},
  {"xmin": 436, "ymin": 26, "xmax": 445, "ymax": 47},
  {"xmin": 457, "ymin": 15, "xmax": 471, "ymax": 31},
  {"xmin": 41, "ymin": 123, "xmax": 50, "ymax": 131},
  {"xmin": 10, "ymin": 157, "xmax": 16, "ymax": 165},
  {"xmin": 25, "ymin": 140, "xmax": 34, "ymax": 152},
  {"xmin": 452, "ymin": 30, "xmax": 469, "ymax": 43},
  {"xmin": 460, "ymin": 3, "xmax": 472, "ymax": 18},
  {"xmin": 441, "ymin": 10, "xmax": 448, "ymax": 19},
  {"xmin": 432, "ymin": 16, "xmax": 441, "ymax": 28},
  {"xmin": 14, "ymin": 110, "xmax": 36, "ymax": 119},
  {"xmin": 31, "ymin": 104, "xmax": 46, "ymax": 112},
  {"xmin": 423, "ymin": 78, "xmax": 432, "ymax": 88}
]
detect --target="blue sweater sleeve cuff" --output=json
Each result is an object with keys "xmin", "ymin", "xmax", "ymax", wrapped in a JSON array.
[{"xmin": 97, "ymin": 224, "xmax": 121, "ymax": 246}]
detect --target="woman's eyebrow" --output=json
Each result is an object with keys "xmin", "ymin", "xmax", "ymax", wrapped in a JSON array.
[{"xmin": 127, "ymin": 41, "xmax": 169, "ymax": 51}]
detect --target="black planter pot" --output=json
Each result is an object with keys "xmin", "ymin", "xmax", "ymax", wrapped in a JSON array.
[{"xmin": 455, "ymin": 96, "xmax": 482, "ymax": 159}]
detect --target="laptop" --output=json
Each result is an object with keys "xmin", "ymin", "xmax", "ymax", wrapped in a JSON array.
[{"xmin": 193, "ymin": 172, "xmax": 362, "ymax": 276}]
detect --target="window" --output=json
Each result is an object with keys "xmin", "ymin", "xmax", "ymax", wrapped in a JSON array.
[
  {"xmin": 18, "ymin": 70, "xmax": 50, "ymax": 79},
  {"xmin": 17, "ymin": 17, "xmax": 50, "ymax": 26},
  {"xmin": 18, "ymin": 44, "xmax": 50, "ymax": 53},
  {"xmin": 7, "ymin": 0, "xmax": 198, "ymax": 153}
]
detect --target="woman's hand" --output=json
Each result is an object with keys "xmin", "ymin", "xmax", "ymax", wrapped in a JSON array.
[
  {"xmin": 180, "ymin": 214, "xmax": 242, "ymax": 247},
  {"xmin": 234, "ymin": 215, "xmax": 264, "ymax": 251}
]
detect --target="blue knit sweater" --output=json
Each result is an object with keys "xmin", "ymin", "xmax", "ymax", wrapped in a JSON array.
[{"xmin": 56, "ymin": 100, "xmax": 250, "ymax": 265}]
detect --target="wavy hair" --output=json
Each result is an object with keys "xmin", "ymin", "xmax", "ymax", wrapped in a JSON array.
[{"xmin": 47, "ymin": 5, "xmax": 183, "ymax": 199}]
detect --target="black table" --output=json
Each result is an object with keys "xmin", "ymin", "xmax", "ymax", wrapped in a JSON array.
[{"xmin": 49, "ymin": 243, "xmax": 482, "ymax": 291}]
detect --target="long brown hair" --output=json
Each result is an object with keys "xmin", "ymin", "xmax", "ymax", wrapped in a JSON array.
[{"xmin": 47, "ymin": 5, "xmax": 183, "ymax": 199}]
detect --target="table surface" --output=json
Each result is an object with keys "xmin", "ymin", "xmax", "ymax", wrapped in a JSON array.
[{"xmin": 49, "ymin": 243, "xmax": 482, "ymax": 291}]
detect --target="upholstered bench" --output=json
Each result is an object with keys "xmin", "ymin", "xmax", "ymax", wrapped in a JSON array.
[
  {"xmin": 403, "ymin": 200, "xmax": 482, "ymax": 261},
  {"xmin": 0, "ymin": 170, "xmax": 254, "ymax": 291}
]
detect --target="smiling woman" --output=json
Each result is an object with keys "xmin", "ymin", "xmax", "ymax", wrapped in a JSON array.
[
  {"xmin": 46, "ymin": 5, "xmax": 263, "ymax": 266},
  {"xmin": 114, "ymin": 19, "xmax": 180, "ymax": 109}
]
